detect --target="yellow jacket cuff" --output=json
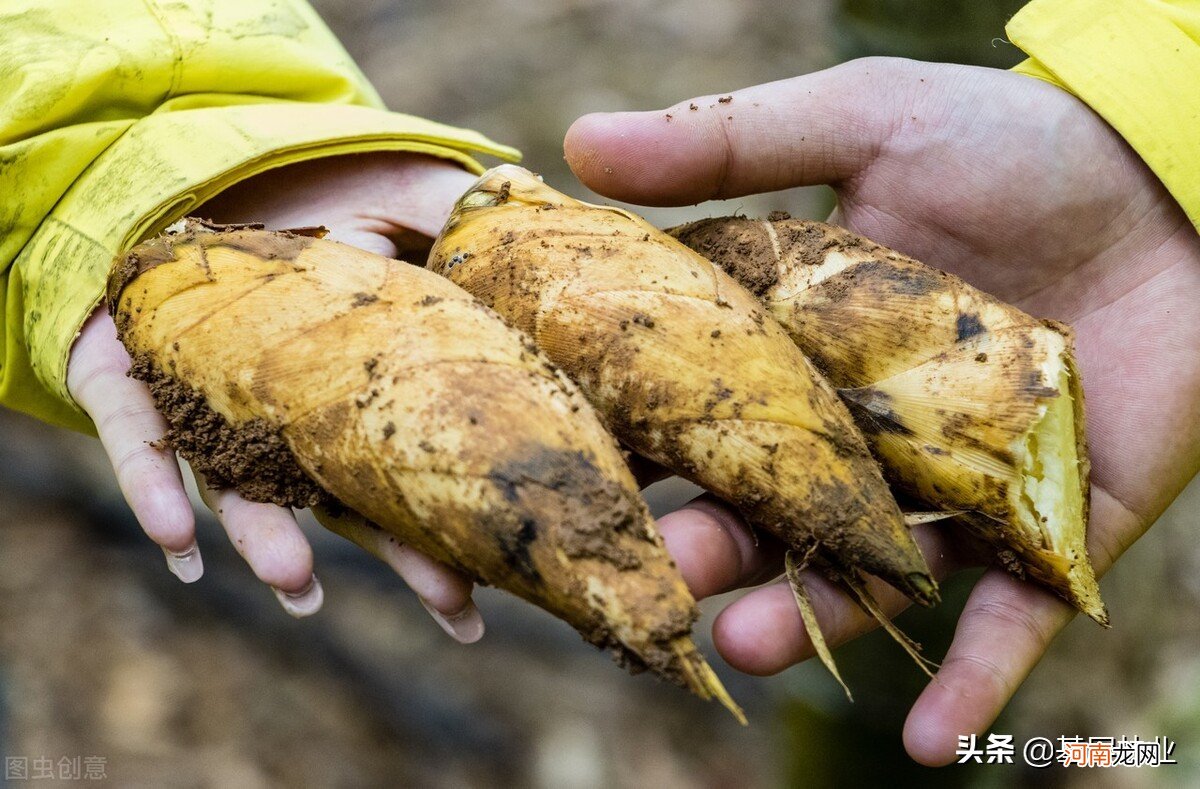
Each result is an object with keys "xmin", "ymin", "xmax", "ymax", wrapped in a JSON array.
[
  {"xmin": 1007, "ymin": 0, "xmax": 1200, "ymax": 231},
  {"xmin": 2, "ymin": 103, "xmax": 517, "ymax": 433},
  {"xmin": 0, "ymin": 0, "xmax": 519, "ymax": 432}
]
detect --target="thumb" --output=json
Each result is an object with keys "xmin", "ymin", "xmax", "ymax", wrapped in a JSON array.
[{"xmin": 564, "ymin": 57, "xmax": 919, "ymax": 206}]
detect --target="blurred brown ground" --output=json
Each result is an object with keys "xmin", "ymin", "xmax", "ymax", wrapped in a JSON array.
[{"xmin": 2, "ymin": 1, "xmax": 1198, "ymax": 787}]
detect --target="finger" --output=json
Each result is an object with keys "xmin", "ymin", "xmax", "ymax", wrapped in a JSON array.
[
  {"xmin": 902, "ymin": 570, "xmax": 1075, "ymax": 766},
  {"xmin": 402, "ymin": 544, "xmax": 483, "ymax": 644},
  {"xmin": 68, "ymin": 311, "xmax": 200, "ymax": 578},
  {"xmin": 196, "ymin": 153, "xmax": 477, "ymax": 250},
  {"xmin": 314, "ymin": 506, "xmax": 483, "ymax": 644},
  {"xmin": 197, "ymin": 480, "xmax": 322, "ymax": 618},
  {"xmin": 657, "ymin": 495, "xmax": 786, "ymax": 600},
  {"xmin": 375, "ymin": 154, "xmax": 479, "ymax": 239},
  {"xmin": 565, "ymin": 57, "xmax": 917, "ymax": 205},
  {"xmin": 711, "ymin": 524, "xmax": 967, "ymax": 675},
  {"xmin": 327, "ymin": 156, "xmax": 477, "ymax": 256},
  {"xmin": 901, "ymin": 490, "xmax": 1138, "ymax": 766}
]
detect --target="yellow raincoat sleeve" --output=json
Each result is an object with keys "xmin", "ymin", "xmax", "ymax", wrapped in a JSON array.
[
  {"xmin": 0, "ymin": 1, "xmax": 519, "ymax": 433},
  {"xmin": 1007, "ymin": 0, "xmax": 1200, "ymax": 231}
]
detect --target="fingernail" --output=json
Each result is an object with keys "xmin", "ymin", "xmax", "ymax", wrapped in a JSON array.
[
  {"xmin": 162, "ymin": 543, "xmax": 204, "ymax": 583},
  {"xmin": 273, "ymin": 574, "xmax": 324, "ymax": 618},
  {"xmin": 420, "ymin": 597, "xmax": 485, "ymax": 644}
]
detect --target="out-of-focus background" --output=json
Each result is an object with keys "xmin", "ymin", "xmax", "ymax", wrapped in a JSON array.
[{"xmin": 2, "ymin": 1, "xmax": 1198, "ymax": 786}]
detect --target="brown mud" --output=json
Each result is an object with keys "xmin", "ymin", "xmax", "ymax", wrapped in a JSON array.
[{"xmin": 127, "ymin": 354, "xmax": 328, "ymax": 509}]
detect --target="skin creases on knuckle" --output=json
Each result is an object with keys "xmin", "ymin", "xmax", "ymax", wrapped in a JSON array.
[
  {"xmin": 708, "ymin": 114, "xmax": 737, "ymax": 201},
  {"xmin": 939, "ymin": 652, "xmax": 1013, "ymax": 700},
  {"xmin": 68, "ymin": 356, "xmax": 128, "ymax": 406},
  {"xmin": 110, "ymin": 440, "xmax": 169, "ymax": 483},
  {"xmin": 966, "ymin": 596, "xmax": 1049, "ymax": 651},
  {"xmin": 97, "ymin": 399, "xmax": 162, "ymax": 436}
]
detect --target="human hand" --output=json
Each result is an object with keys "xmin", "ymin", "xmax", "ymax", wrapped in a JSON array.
[
  {"xmin": 564, "ymin": 58, "xmax": 1200, "ymax": 763},
  {"xmin": 67, "ymin": 153, "xmax": 487, "ymax": 641}
]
